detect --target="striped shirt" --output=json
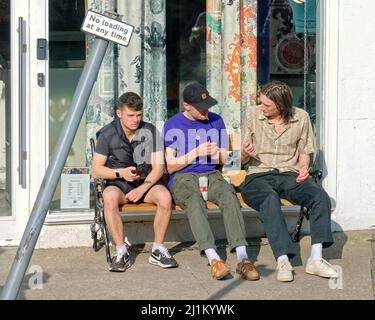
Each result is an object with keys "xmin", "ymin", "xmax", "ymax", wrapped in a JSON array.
[{"xmin": 243, "ymin": 105, "xmax": 315, "ymax": 175}]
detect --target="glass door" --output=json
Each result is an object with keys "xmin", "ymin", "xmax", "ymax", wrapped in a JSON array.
[
  {"xmin": 0, "ymin": 0, "xmax": 48, "ymax": 243},
  {"xmin": 0, "ymin": 1, "xmax": 12, "ymax": 220}
]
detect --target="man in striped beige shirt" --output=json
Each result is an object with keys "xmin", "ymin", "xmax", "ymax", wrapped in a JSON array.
[{"xmin": 240, "ymin": 81, "xmax": 339, "ymax": 282}]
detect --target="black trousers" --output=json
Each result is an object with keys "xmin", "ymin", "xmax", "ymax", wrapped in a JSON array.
[{"xmin": 240, "ymin": 171, "xmax": 333, "ymax": 259}]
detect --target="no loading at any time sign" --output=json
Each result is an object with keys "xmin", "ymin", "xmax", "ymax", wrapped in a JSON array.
[{"xmin": 81, "ymin": 10, "xmax": 134, "ymax": 47}]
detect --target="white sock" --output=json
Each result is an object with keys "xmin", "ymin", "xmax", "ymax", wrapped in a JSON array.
[
  {"xmin": 116, "ymin": 244, "xmax": 128, "ymax": 256},
  {"xmin": 309, "ymin": 243, "xmax": 323, "ymax": 261},
  {"xmin": 152, "ymin": 242, "xmax": 162, "ymax": 252},
  {"xmin": 205, "ymin": 248, "xmax": 221, "ymax": 265},
  {"xmin": 277, "ymin": 255, "xmax": 289, "ymax": 264},
  {"xmin": 235, "ymin": 246, "xmax": 249, "ymax": 262}
]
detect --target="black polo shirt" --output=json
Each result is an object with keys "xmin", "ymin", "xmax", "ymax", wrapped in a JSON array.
[{"xmin": 95, "ymin": 118, "xmax": 162, "ymax": 176}]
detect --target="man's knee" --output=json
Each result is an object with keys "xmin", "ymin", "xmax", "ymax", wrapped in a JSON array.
[
  {"xmin": 187, "ymin": 191, "xmax": 204, "ymax": 202},
  {"xmin": 154, "ymin": 190, "xmax": 172, "ymax": 211},
  {"xmin": 181, "ymin": 192, "xmax": 205, "ymax": 212},
  {"xmin": 242, "ymin": 188, "xmax": 279, "ymax": 208},
  {"xmin": 103, "ymin": 191, "xmax": 120, "ymax": 211},
  {"xmin": 312, "ymin": 188, "xmax": 332, "ymax": 210},
  {"xmin": 241, "ymin": 181, "xmax": 272, "ymax": 198},
  {"xmin": 214, "ymin": 188, "xmax": 237, "ymax": 204},
  {"xmin": 258, "ymin": 191, "xmax": 282, "ymax": 212}
]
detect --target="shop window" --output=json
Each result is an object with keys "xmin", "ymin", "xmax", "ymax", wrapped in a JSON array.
[
  {"xmin": 49, "ymin": 0, "xmax": 86, "ymax": 67},
  {"xmin": 48, "ymin": 0, "xmax": 318, "ymax": 213},
  {"xmin": 166, "ymin": 0, "xmax": 206, "ymax": 118},
  {"xmin": 258, "ymin": 0, "xmax": 317, "ymax": 124},
  {"xmin": 166, "ymin": 0, "xmax": 317, "ymax": 124},
  {"xmin": 49, "ymin": 0, "xmax": 87, "ymax": 211}
]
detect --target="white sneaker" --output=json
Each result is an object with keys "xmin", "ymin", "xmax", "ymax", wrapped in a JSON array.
[
  {"xmin": 305, "ymin": 258, "xmax": 338, "ymax": 278},
  {"xmin": 276, "ymin": 260, "xmax": 294, "ymax": 282}
]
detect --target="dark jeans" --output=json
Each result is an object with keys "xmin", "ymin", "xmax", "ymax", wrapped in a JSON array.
[
  {"xmin": 171, "ymin": 170, "xmax": 248, "ymax": 252},
  {"xmin": 240, "ymin": 171, "xmax": 333, "ymax": 259}
]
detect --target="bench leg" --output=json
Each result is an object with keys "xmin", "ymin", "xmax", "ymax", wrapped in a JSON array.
[
  {"xmin": 91, "ymin": 205, "xmax": 112, "ymax": 264},
  {"xmin": 91, "ymin": 182, "xmax": 112, "ymax": 264},
  {"xmin": 291, "ymin": 206, "xmax": 309, "ymax": 242},
  {"xmin": 91, "ymin": 201, "xmax": 105, "ymax": 252},
  {"xmin": 102, "ymin": 213, "xmax": 112, "ymax": 265},
  {"xmin": 90, "ymin": 222, "xmax": 101, "ymax": 252}
]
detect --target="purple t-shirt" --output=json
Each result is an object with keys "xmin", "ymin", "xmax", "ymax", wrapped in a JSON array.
[{"xmin": 163, "ymin": 112, "xmax": 229, "ymax": 189}]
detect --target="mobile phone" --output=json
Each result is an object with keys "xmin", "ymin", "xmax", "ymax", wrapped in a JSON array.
[{"xmin": 136, "ymin": 163, "xmax": 147, "ymax": 179}]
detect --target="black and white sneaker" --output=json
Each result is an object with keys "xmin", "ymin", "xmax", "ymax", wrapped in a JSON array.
[
  {"xmin": 109, "ymin": 252, "xmax": 131, "ymax": 272},
  {"xmin": 149, "ymin": 247, "xmax": 178, "ymax": 269}
]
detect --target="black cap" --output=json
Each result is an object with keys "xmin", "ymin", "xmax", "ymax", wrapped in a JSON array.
[{"xmin": 182, "ymin": 82, "xmax": 218, "ymax": 110}]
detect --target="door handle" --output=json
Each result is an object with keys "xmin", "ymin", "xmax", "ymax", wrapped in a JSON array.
[{"xmin": 18, "ymin": 17, "xmax": 27, "ymax": 189}]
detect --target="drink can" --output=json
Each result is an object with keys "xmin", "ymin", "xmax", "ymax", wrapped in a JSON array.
[
  {"xmin": 223, "ymin": 176, "xmax": 231, "ymax": 184},
  {"xmin": 198, "ymin": 176, "xmax": 208, "ymax": 200}
]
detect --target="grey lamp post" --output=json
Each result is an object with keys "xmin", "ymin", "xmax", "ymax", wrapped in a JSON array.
[{"xmin": 0, "ymin": 37, "xmax": 109, "ymax": 300}]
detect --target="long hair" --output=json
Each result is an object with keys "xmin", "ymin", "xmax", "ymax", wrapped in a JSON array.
[{"xmin": 259, "ymin": 81, "xmax": 294, "ymax": 122}]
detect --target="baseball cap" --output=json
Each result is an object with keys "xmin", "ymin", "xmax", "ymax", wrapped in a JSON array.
[{"xmin": 182, "ymin": 82, "xmax": 218, "ymax": 110}]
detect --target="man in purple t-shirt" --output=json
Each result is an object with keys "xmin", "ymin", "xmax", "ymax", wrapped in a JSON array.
[{"xmin": 163, "ymin": 82, "xmax": 259, "ymax": 281}]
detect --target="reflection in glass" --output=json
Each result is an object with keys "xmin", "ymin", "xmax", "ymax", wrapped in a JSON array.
[
  {"xmin": 166, "ymin": 0, "xmax": 206, "ymax": 117},
  {"xmin": 258, "ymin": 0, "xmax": 317, "ymax": 125},
  {"xmin": 48, "ymin": 0, "xmax": 87, "ymax": 211},
  {"xmin": 0, "ymin": 0, "xmax": 11, "ymax": 217}
]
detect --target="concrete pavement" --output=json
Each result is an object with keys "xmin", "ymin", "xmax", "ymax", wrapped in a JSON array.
[{"xmin": 0, "ymin": 230, "xmax": 374, "ymax": 300}]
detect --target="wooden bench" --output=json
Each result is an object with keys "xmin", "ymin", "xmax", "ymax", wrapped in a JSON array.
[
  {"xmin": 92, "ymin": 168, "xmax": 301, "ymax": 263},
  {"xmin": 90, "ymin": 135, "xmax": 308, "ymax": 264},
  {"xmin": 116, "ymin": 133, "xmax": 295, "ymax": 219},
  {"xmin": 117, "ymin": 170, "xmax": 295, "ymax": 221},
  {"xmin": 92, "ymin": 133, "xmax": 298, "ymax": 224}
]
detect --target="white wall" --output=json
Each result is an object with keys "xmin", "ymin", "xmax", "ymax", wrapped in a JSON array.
[{"xmin": 333, "ymin": 0, "xmax": 375, "ymax": 230}]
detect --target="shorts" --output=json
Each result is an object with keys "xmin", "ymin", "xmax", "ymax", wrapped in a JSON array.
[
  {"xmin": 105, "ymin": 178, "xmax": 141, "ymax": 195},
  {"xmin": 104, "ymin": 179, "xmax": 165, "ymax": 203}
]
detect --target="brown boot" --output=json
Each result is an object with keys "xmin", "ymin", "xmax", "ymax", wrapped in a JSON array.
[
  {"xmin": 236, "ymin": 259, "xmax": 260, "ymax": 281},
  {"xmin": 210, "ymin": 259, "xmax": 231, "ymax": 280}
]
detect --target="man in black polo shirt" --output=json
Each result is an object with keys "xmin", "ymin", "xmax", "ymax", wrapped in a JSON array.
[{"xmin": 92, "ymin": 92, "xmax": 178, "ymax": 272}]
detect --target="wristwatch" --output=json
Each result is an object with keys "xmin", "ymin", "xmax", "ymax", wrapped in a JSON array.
[{"xmin": 115, "ymin": 169, "xmax": 121, "ymax": 178}]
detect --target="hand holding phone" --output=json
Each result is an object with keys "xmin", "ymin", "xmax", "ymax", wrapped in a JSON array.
[
  {"xmin": 123, "ymin": 166, "xmax": 140, "ymax": 182},
  {"xmin": 135, "ymin": 163, "xmax": 147, "ymax": 179}
]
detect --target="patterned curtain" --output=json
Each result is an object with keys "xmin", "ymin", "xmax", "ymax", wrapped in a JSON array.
[
  {"xmin": 85, "ymin": 0, "xmax": 167, "ymax": 165},
  {"xmin": 141, "ymin": 0, "xmax": 167, "ymax": 130},
  {"xmin": 206, "ymin": 0, "xmax": 257, "ymax": 137}
]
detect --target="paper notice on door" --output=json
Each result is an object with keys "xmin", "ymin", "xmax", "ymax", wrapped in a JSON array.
[{"xmin": 61, "ymin": 167, "xmax": 90, "ymax": 209}]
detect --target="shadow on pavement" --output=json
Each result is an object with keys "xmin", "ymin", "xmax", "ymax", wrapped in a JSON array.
[
  {"xmin": 169, "ymin": 241, "xmax": 197, "ymax": 255},
  {"xmin": 206, "ymin": 277, "xmax": 244, "ymax": 300},
  {"xmin": 325, "ymin": 222, "xmax": 348, "ymax": 260},
  {"xmin": 128, "ymin": 243, "xmax": 146, "ymax": 265},
  {"xmin": 0, "ymin": 271, "xmax": 51, "ymax": 300},
  {"xmin": 289, "ymin": 221, "xmax": 348, "ymax": 266}
]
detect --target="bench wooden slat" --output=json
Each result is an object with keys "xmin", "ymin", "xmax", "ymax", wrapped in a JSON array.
[
  {"xmin": 107, "ymin": 136, "xmax": 296, "ymax": 213},
  {"xmin": 119, "ymin": 192, "xmax": 293, "ymax": 212},
  {"xmin": 222, "ymin": 170, "xmax": 246, "ymax": 187}
]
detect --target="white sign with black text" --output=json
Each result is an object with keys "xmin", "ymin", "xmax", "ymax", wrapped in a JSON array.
[
  {"xmin": 61, "ymin": 168, "xmax": 90, "ymax": 209},
  {"xmin": 81, "ymin": 10, "xmax": 134, "ymax": 47}
]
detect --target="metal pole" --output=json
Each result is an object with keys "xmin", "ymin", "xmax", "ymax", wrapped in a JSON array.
[{"xmin": 0, "ymin": 37, "xmax": 109, "ymax": 300}]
